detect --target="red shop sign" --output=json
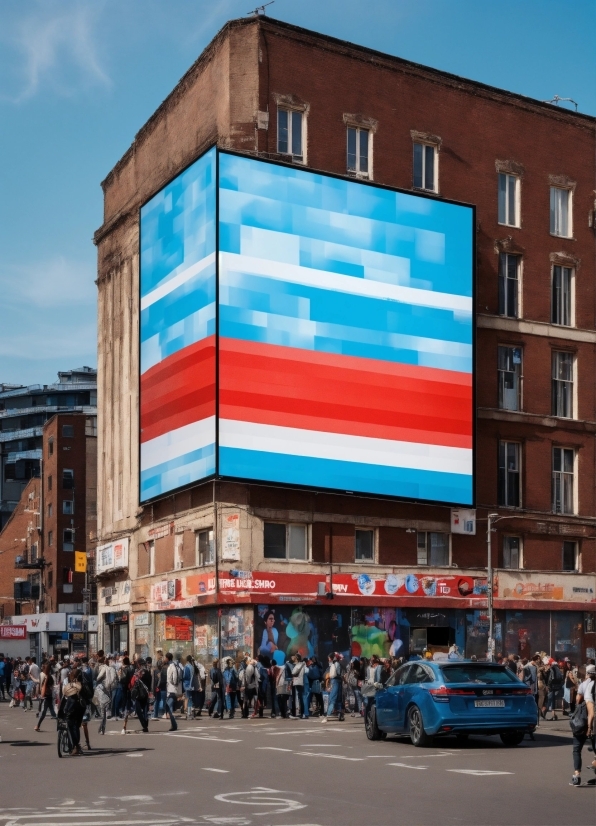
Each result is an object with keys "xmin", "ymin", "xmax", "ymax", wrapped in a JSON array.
[{"xmin": 0, "ymin": 625, "xmax": 27, "ymax": 639}]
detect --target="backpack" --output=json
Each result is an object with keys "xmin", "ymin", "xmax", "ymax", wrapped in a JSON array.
[
  {"xmin": 79, "ymin": 680, "xmax": 94, "ymax": 704},
  {"xmin": 549, "ymin": 664, "xmax": 563, "ymax": 689},
  {"xmin": 130, "ymin": 672, "xmax": 149, "ymax": 702},
  {"xmin": 257, "ymin": 663, "xmax": 269, "ymax": 693},
  {"xmin": 569, "ymin": 701, "xmax": 588, "ymax": 735}
]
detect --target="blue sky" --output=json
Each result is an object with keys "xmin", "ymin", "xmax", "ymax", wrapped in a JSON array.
[{"xmin": 1, "ymin": 0, "xmax": 594, "ymax": 386}]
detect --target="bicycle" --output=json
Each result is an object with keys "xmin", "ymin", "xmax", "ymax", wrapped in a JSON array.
[{"xmin": 57, "ymin": 717, "xmax": 72, "ymax": 758}]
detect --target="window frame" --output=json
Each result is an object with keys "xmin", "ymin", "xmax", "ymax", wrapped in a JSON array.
[
  {"xmin": 346, "ymin": 125, "xmax": 371, "ymax": 179},
  {"xmin": 62, "ymin": 424, "xmax": 74, "ymax": 438},
  {"xmin": 354, "ymin": 528, "xmax": 375, "ymax": 563},
  {"xmin": 552, "ymin": 446, "xmax": 576, "ymax": 515},
  {"xmin": 498, "ymin": 253, "xmax": 521, "ymax": 319},
  {"xmin": 277, "ymin": 106, "xmax": 306, "ymax": 163},
  {"xmin": 497, "ymin": 345, "xmax": 522, "ymax": 411},
  {"xmin": 498, "ymin": 441, "xmax": 521, "ymax": 508},
  {"xmin": 502, "ymin": 535, "xmax": 522, "ymax": 570},
  {"xmin": 551, "ymin": 350, "xmax": 575, "ymax": 419},
  {"xmin": 62, "ymin": 469, "xmax": 74, "ymax": 490},
  {"xmin": 550, "ymin": 186, "xmax": 573, "ymax": 238},
  {"xmin": 195, "ymin": 528, "xmax": 215, "ymax": 567},
  {"xmin": 263, "ymin": 521, "xmax": 309, "ymax": 562},
  {"xmin": 551, "ymin": 265, "xmax": 574, "ymax": 327},
  {"xmin": 413, "ymin": 141, "xmax": 438, "ymax": 193},
  {"xmin": 498, "ymin": 173, "xmax": 520, "ymax": 227},
  {"xmin": 562, "ymin": 541, "xmax": 579, "ymax": 572},
  {"xmin": 416, "ymin": 531, "xmax": 451, "ymax": 567},
  {"xmin": 62, "ymin": 499, "xmax": 74, "ymax": 515},
  {"xmin": 63, "ymin": 528, "xmax": 74, "ymax": 552}
]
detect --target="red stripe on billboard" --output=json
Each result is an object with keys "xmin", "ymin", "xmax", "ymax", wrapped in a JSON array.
[
  {"xmin": 141, "ymin": 336, "xmax": 216, "ymax": 443},
  {"xmin": 219, "ymin": 338, "xmax": 472, "ymax": 449}
]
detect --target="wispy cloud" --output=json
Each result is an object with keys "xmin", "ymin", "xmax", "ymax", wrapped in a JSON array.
[{"xmin": 2, "ymin": 1, "xmax": 110, "ymax": 103}]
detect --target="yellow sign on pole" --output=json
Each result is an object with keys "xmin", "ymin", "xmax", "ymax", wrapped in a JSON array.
[{"xmin": 74, "ymin": 552, "xmax": 87, "ymax": 573}]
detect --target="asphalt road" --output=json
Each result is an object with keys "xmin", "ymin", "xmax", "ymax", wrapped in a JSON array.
[{"xmin": 0, "ymin": 704, "xmax": 594, "ymax": 826}]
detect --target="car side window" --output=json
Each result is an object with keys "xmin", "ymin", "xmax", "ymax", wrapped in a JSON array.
[
  {"xmin": 404, "ymin": 665, "xmax": 423, "ymax": 684},
  {"xmin": 417, "ymin": 665, "xmax": 434, "ymax": 683}
]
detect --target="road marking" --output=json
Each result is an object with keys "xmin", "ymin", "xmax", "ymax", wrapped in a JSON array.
[
  {"xmin": 125, "ymin": 753, "xmax": 143, "ymax": 757},
  {"xmin": 294, "ymin": 752, "xmax": 364, "ymax": 761},
  {"xmin": 202, "ymin": 768, "xmax": 229, "ymax": 773},
  {"xmin": 256, "ymin": 747, "xmax": 293, "ymax": 752},
  {"xmin": 165, "ymin": 734, "xmax": 241, "ymax": 743},
  {"xmin": 214, "ymin": 788, "xmax": 306, "ymax": 816},
  {"xmin": 395, "ymin": 752, "xmax": 454, "ymax": 759},
  {"xmin": 447, "ymin": 769, "xmax": 513, "ymax": 776},
  {"xmin": 299, "ymin": 744, "xmax": 344, "ymax": 747},
  {"xmin": 387, "ymin": 763, "xmax": 428, "ymax": 770}
]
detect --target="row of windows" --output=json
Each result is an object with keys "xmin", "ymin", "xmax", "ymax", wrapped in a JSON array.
[
  {"xmin": 499, "ymin": 442, "xmax": 576, "ymax": 514},
  {"xmin": 499, "ymin": 256, "xmax": 575, "ymax": 326},
  {"xmin": 276, "ymin": 107, "xmax": 575, "ymax": 236},
  {"xmin": 149, "ymin": 525, "xmax": 580, "ymax": 573},
  {"xmin": 497, "ymin": 345, "xmax": 576, "ymax": 419}
]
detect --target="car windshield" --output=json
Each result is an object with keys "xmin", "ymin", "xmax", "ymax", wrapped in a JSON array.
[{"xmin": 439, "ymin": 665, "xmax": 519, "ymax": 685}]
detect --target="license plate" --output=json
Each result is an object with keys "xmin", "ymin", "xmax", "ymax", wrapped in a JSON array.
[{"xmin": 474, "ymin": 699, "xmax": 505, "ymax": 708}]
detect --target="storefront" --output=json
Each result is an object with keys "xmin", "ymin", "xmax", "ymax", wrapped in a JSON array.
[{"xmin": 103, "ymin": 610, "xmax": 130, "ymax": 654}]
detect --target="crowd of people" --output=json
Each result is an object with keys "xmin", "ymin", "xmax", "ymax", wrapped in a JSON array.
[{"xmin": 0, "ymin": 647, "xmax": 593, "ymax": 778}]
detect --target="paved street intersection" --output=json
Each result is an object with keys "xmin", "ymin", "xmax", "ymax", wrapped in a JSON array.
[{"xmin": 0, "ymin": 705, "xmax": 594, "ymax": 826}]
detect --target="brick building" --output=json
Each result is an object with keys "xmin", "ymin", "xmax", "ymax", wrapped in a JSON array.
[
  {"xmin": 94, "ymin": 17, "xmax": 596, "ymax": 663},
  {"xmin": 0, "ymin": 412, "xmax": 97, "ymax": 655}
]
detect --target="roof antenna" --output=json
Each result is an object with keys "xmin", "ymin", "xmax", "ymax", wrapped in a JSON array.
[
  {"xmin": 543, "ymin": 95, "xmax": 578, "ymax": 112},
  {"xmin": 247, "ymin": 1, "xmax": 275, "ymax": 16}
]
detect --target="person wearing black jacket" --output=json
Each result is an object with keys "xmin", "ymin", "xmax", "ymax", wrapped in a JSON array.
[
  {"xmin": 208, "ymin": 660, "xmax": 224, "ymax": 718},
  {"xmin": 152, "ymin": 659, "xmax": 167, "ymax": 719},
  {"xmin": 131, "ymin": 659, "xmax": 152, "ymax": 732}
]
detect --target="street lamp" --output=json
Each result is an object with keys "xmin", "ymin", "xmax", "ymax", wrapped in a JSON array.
[{"xmin": 486, "ymin": 513, "xmax": 517, "ymax": 661}]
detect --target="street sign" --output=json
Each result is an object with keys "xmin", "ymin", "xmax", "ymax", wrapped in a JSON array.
[{"xmin": 74, "ymin": 552, "xmax": 87, "ymax": 573}]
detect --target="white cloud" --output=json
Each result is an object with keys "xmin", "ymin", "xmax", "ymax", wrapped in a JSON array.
[{"xmin": 3, "ymin": 1, "xmax": 110, "ymax": 102}]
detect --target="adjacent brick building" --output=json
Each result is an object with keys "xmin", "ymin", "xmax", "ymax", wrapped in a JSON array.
[{"xmin": 94, "ymin": 17, "xmax": 596, "ymax": 663}]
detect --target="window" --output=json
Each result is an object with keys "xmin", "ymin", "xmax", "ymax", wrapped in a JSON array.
[
  {"xmin": 264, "ymin": 522, "xmax": 307, "ymax": 560},
  {"xmin": 63, "ymin": 584, "xmax": 73, "ymax": 594},
  {"xmin": 413, "ymin": 143, "xmax": 437, "ymax": 191},
  {"xmin": 48, "ymin": 439, "xmax": 54, "ymax": 457},
  {"xmin": 551, "ymin": 265, "xmax": 573, "ymax": 327},
  {"xmin": 550, "ymin": 187, "xmax": 571, "ymax": 237},
  {"xmin": 63, "ymin": 499, "xmax": 74, "ymax": 515},
  {"xmin": 62, "ymin": 424, "xmax": 74, "ymax": 438},
  {"xmin": 498, "ymin": 173, "xmax": 519, "ymax": 227},
  {"xmin": 47, "ymin": 475, "xmax": 52, "ymax": 491},
  {"xmin": 149, "ymin": 541, "xmax": 155, "ymax": 576},
  {"xmin": 417, "ymin": 532, "xmax": 449, "ymax": 566},
  {"xmin": 553, "ymin": 447, "xmax": 575, "ymax": 514},
  {"xmin": 503, "ymin": 536, "xmax": 521, "ymax": 569},
  {"xmin": 47, "ymin": 503, "xmax": 53, "ymax": 518},
  {"xmin": 63, "ymin": 529, "xmax": 74, "ymax": 551},
  {"xmin": 498, "ymin": 346, "xmax": 522, "ymax": 411},
  {"xmin": 498, "ymin": 441, "xmax": 521, "ymax": 507},
  {"xmin": 347, "ymin": 127, "xmax": 369, "ymax": 177},
  {"xmin": 62, "ymin": 469, "xmax": 74, "ymax": 489},
  {"xmin": 498, "ymin": 253, "xmax": 520, "ymax": 318},
  {"xmin": 552, "ymin": 351, "xmax": 574, "ymax": 418},
  {"xmin": 196, "ymin": 529, "xmax": 214, "ymax": 566},
  {"xmin": 562, "ymin": 541, "xmax": 578, "ymax": 572},
  {"xmin": 277, "ymin": 108, "xmax": 304, "ymax": 161},
  {"xmin": 355, "ymin": 529, "xmax": 374, "ymax": 562},
  {"xmin": 48, "ymin": 530, "xmax": 53, "ymax": 546}
]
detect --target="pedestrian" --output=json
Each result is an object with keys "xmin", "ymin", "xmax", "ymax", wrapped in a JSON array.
[
  {"xmin": 60, "ymin": 668, "xmax": 86, "ymax": 756},
  {"xmin": 242, "ymin": 658, "xmax": 257, "ymax": 718},
  {"xmin": 290, "ymin": 654, "xmax": 306, "ymax": 719},
  {"xmin": 0, "ymin": 655, "xmax": 6, "ymax": 701},
  {"xmin": 322, "ymin": 653, "xmax": 344, "ymax": 723},
  {"xmin": 208, "ymin": 659, "xmax": 224, "ymax": 718},
  {"xmin": 272, "ymin": 660, "xmax": 290, "ymax": 718},
  {"xmin": 307, "ymin": 657, "xmax": 324, "ymax": 716},
  {"xmin": 153, "ymin": 657, "xmax": 167, "ymax": 719},
  {"xmin": 255, "ymin": 656, "xmax": 270, "ymax": 718},
  {"xmin": 546, "ymin": 657, "xmax": 564, "ymax": 721},
  {"xmin": 183, "ymin": 656, "xmax": 196, "ymax": 719},
  {"xmin": 130, "ymin": 659, "xmax": 151, "ymax": 732},
  {"xmin": 193, "ymin": 658, "xmax": 206, "ymax": 718},
  {"xmin": 347, "ymin": 658, "xmax": 364, "ymax": 717},
  {"xmin": 165, "ymin": 652, "xmax": 181, "ymax": 731},
  {"xmin": 223, "ymin": 658, "xmax": 239, "ymax": 719},
  {"xmin": 569, "ymin": 663, "xmax": 595, "ymax": 786},
  {"xmin": 34, "ymin": 663, "xmax": 56, "ymax": 731},
  {"xmin": 564, "ymin": 661, "xmax": 578, "ymax": 715},
  {"xmin": 94, "ymin": 655, "xmax": 113, "ymax": 735}
]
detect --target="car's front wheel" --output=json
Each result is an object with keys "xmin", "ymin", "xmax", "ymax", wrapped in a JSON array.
[
  {"xmin": 500, "ymin": 730, "xmax": 525, "ymax": 747},
  {"xmin": 408, "ymin": 705, "xmax": 431, "ymax": 747},
  {"xmin": 365, "ymin": 704, "xmax": 382, "ymax": 741}
]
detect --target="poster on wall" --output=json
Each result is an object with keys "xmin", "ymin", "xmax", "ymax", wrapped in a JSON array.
[
  {"xmin": 255, "ymin": 605, "xmax": 351, "ymax": 665},
  {"xmin": 350, "ymin": 608, "xmax": 405, "ymax": 660},
  {"xmin": 221, "ymin": 513, "xmax": 240, "ymax": 561}
]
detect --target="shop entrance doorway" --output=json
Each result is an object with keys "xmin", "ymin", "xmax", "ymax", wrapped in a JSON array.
[{"xmin": 410, "ymin": 625, "xmax": 454, "ymax": 656}]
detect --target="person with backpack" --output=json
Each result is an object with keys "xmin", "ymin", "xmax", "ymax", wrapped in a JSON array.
[
  {"xmin": 165, "ymin": 652, "xmax": 181, "ymax": 731},
  {"xmin": 242, "ymin": 658, "xmax": 258, "ymax": 718},
  {"xmin": 255, "ymin": 656, "xmax": 270, "ymax": 718},
  {"xmin": 306, "ymin": 657, "xmax": 324, "ymax": 716},
  {"xmin": 290, "ymin": 654, "xmax": 306, "ymax": 719},
  {"xmin": 569, "ymin": 663, "xmax": 595, "ymax": 786},
  {"xmin": 546, "ymin": 657, "xmax": 564, "ymax": 721},
  {"xmin": 223, "ymin": 658, "xmax": 239, "ymax": 719},
  {"xmin": 130, "ymin": 659, "xmax": 151, "ymax": 732},
  {"xmin": 59, "ymin": 667, "xmax": 87, "ymax": 755}
]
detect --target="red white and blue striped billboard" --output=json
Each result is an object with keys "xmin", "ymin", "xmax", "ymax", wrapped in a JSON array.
[{"xmin": 140, "ymin": 149, "xmax": 474, "ymax": 506}]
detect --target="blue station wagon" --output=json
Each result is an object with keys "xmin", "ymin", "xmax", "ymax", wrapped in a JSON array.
[{"xmin": 365, "ymin": 661, "xmax": 538, "ymax": 747}]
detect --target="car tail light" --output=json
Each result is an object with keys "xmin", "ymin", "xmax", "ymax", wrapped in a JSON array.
[
  {"xmin": 429, "ymin": 685, "xmax": 476, "ymax": 702},
  {"xmin": 509, "ymin": 687, "xmax": 532, "ymax": 695}
]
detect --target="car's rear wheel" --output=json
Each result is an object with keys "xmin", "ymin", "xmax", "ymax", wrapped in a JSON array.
[
  {"xmin": 365, "ymin": 705, "xmax": 382, "ymax": 741},
  {"xmin": 500, "ymin": 730, "xmax": 525, "ymax": 747},
  {"xmin": 408, "ymin": 705, "xmax": 431, "ymax": 747}
]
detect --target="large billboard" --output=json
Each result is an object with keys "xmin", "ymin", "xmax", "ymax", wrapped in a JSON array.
[
  {"xmin": 140, "ymin": 148, "xmax": 474, "ymax": 506},
  {"xmin": 139, "ymin": 147, "xmax": 216, "ymax": 502}
]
